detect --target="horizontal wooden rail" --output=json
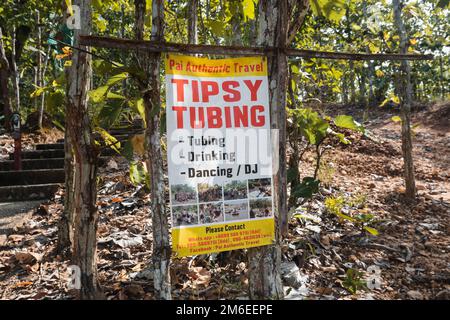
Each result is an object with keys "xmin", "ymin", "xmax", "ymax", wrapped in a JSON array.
[{"xmin": 80, "ymin": 35, "xmax": 433, "ymax": 61}]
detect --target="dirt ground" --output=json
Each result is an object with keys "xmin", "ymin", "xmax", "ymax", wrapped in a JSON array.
[{"xmin": 0, "ymin": 103, "xmax": 448, "ymax": 300}]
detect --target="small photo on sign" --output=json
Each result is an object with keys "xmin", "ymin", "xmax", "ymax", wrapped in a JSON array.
[
  {"xmin": 249, "ymin": 198, "xmax": 273, "ymax": 219},
  {"xmin": 198, "ymin": 183, "xmax": 223, "ymax": 203},
  {"xmin": 199, "ymin": 202, "xmax": 224, "ymax": 224},
  {"xmin": 248, "ymin": 178, "xmax": 272, "ymax": 198},
  {"xmin": 171, "ymin": 183, "xmax": 197, "ymax": 205},
  {"xmin": 223, "ymin": 180, "xmax": 248, "ymax": 200},
  {"xmin": 172, "ymin": 205, "xmax": 199, "ymax": 227},
  {"xmin": 224, "ymin": 200, "xmax": 249, "ymax": 221}
]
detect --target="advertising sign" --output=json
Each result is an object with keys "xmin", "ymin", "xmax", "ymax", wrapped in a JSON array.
[{"xmin": 165, "ymin": 54, "xmax": 274, "ymax": 257}]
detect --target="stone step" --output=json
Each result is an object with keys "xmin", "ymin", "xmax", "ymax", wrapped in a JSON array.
[
  {"xmin": 36, "ymin": 143, "xmax": 64, "ymax": 150},
  {"xmin": 0, "ymin": 183, "xmax": 60, "ymax": 201},
  {"xmin": 0, "ymin": 157, "xmax": 109, "ymax": 171},
  {"xmin": 0, "ymin": 169, "xmax": 65, "ymax": 186},
  {"xmin": 56, "ymin": 134, "xmax": 136, "ymax": 144},
  {"xmin": 0, "ymin": 158, "xmax": 64, "ymax": 171},
  {"xmin": 108, "ymin": 128, "xmax": 144, "ymax": 136},
  {"xmin": 9, "ymin": 148, "xmax": 117, "ymax": 160},
  {"xmin": 10, "ymin": 149, "xmax": 65, "ymax": 159}
]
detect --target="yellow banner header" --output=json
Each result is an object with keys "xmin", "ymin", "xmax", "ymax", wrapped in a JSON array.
[{"xmin": 165, "ymin": 54, "xmax": 267, "ymax": 77}]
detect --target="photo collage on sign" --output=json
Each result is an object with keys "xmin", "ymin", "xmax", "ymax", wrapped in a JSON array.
[{"xmin": 170, "ymin": 178, "xmax": 273, "ymax": 227}]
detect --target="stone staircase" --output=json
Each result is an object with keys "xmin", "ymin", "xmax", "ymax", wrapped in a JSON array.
[{"xmin": 0, "ymin": 122, "xmax": 143, "ymax": 202}]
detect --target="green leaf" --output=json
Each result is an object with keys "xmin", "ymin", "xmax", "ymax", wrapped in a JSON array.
[
  {"xmin": 287, "ymin": 166, "xmax": 299, "ymax": 184},
  {"xmin": 391, "ymin": 116, "xmax": 402, "ymax": 123},
  {"xmin": 65, "ymin": 0, "xmax": 73, "ymax": 15},
  {"xmin": 121, "ymin": 139, "xmax": 134, "ymax": 162},
  {"xmin": 363, "ymin": 226, "xmax": 379, "ymax": 236},
  {"xmin": 242, "ymin": 0, "xmax": 255, "ymax": 20},
  {"xmin": 98, "ymin": 100, "xmax": 124, "ymax": 129},
  {"xmin": 97, "ymin": 127, "xmax": 121, "ymax": 154},
  {"xmin": 89, "ymin": 86, "xmax": 109, "ymax": 103},
  {"xmin": 294, "ymin": 108, "xmax": 329, "ymax": 145},
  {"xmin": 129, "ymin": 161, "xmax": 149, "ymax": 188},
  {"xmin": 105, "ymin": 72, "xmax": 128, "ymax": 86},
  {"xmin": 329, "ymin": 129, "xmax": 351, "ymax": 144},
  {"xmin": 133, "ymin": 98, "xmax": 146, "ymax": 126},
  {"xmin": 333, "ymin": 115, "xmax": 364, "ymax": 132},
  {"xmin": 336, "ymin": 211, "xmax": 356, "ymax": 222},
  {"xmin": 292, "ymin": 177, "xmax": 320, "ymax": 199},
  {"xmin": 46, "ymin": 90, "xmax": 65, "ymax": 112},
  {"xmin": 106, "ymin": 92, "xmax": 126, "ymax": 100},
  {"xmin": 30, "ymin": 87, "xmax": 45, "ymax": 98}
]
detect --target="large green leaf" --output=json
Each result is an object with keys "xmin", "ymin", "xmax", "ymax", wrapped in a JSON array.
[
  {"xmin": 98, "ymin": 100, "xmax": 124, "ymax": 129},
  {"xmin": 333, "ymin": 115, "xmax": 364, "ymax": 133},
  {"xmin": 130, "ymin": 161, "xmax": 149, "ymax": 188},
  {"xmin": 294, "ymin": 108, "xmax": 329, "ymax": 145},
  {"xmin": 292, "ymin": 177, "xmax": 320, "ymax": 199},
  {"xmin": 97, "ymin": 127, "xmax": 121, "ymax": 153},
  {"xmin": 89, "ymin": 86, "xmax": 109, "ymax": 103}
]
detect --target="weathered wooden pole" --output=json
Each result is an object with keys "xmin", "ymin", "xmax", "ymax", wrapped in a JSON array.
[
  {"xmin": 67, "ymin": 0, "xmax": 103, "ymax": 299},
  {"xmin": 134, "ymin": 0, "xmax": 172, "ymax": 299},
  {"xmin": 393, "ymin": 0, "xmax": 416, "ymax": 200},
  {"xmin": 247, "ymin": 0, "xmax": 288, "ymax": 299}
]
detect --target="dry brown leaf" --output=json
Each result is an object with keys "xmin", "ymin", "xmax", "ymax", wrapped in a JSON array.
[
  {"xmin": 188, "ymin": 267, "xmax": 211, "ymax": 286},
  {"xmin": 15, "ymin": 252, "xmax": 38, "ymax": 265},
  {"xmin": 8, "ymin": 234, "xmax": 25, "ymax": 243},
  {"xmin": 13, "ymin": 281, "xmax": 33, "ymax": 288},
  {"xmin": 131, "ymin": 134, "xmax": 145, "ymax": 156}
]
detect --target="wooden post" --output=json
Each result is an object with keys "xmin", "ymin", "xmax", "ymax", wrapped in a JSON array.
[
  {"xmin": 393, "ymin": 0, "xmax": 416, "ymax": 200},
  {"xmin": 247, "ymin": 0, "xmax": 287, "ymax": 300},
  {"xmin": 135, "ymin": 0, "xmax": 172, "ymax": 299},
  {"xmin": 68, "ymin": 0, "xmax": 103, "ymax": 299}
]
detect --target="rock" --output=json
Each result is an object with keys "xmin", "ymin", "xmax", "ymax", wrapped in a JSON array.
[
  {"xmin": 284, "ymin": 286, "xmax": 309, "ymax": 300},
  {"xmin": 123, "ymin": 284, "xmax": 145, "ymax": 299},
  {"xmin": 34, "ymin": 205, "xmax": 49, "ymax": 215},
  {"xmin": 321, "ymin": 266, "xmax": 337, "ymax": 272},
  {"xmin": 281, "ymin": 261, "xmax": 308, "ymax": 289},
  {"xmin": 435, "ymin": 289, "xmax": 450, "ymax": 300},
  {"xmin": 416, "ymin": 183, "xmax": 426, "ymax": 191},
  {"xmin": 407, "ymin": 290, "xmax": 424, "ymax": 300},
  {"xmin": 0, "ymin": 234, "xmax": 7, "ymax": 246}
]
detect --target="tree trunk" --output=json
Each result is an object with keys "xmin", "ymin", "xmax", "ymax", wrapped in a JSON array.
[
  {"xmin": 439, "ymin": 56, "xmax": 444, "ymax": 100},
  {"xmin": 0, "ymin": 28, "xmax": 11, "ymax": 129},
  {"xmin": 57, "ymin": 1, "xmax": 74, "ymax": 259},
  {"xmin": 349, "ymin": 60, "xmax": 355, "ymax": 104},
  {"xmin": 11, "ymin": 26, "xmax": 20, "ymax": 112},
  {"xmin": 67, "ymin": 0, "xmax": 103, "ymax": 299},
  {"xmin": 393, "ymin": 0, "xmax": 416, "ymax": 200},
  {"xmin": 135, "ymin": 0, "xmax": 171, "ymax": 299},
  {"xmin": 358, "ymin": 69, "xmax": 366, "ymax": 107},
  {"xmin": 187, "ymin": 0, "xmax": 198, "ymax": 45},
  {"xmin": 57, "ymin": 115, "xmax": 74, "ymax": 257},
  {"xmin": 36, "ymin": 10, "xmax": 44, "ymax": 129},
  {"xmin": 247, "ymin": 0, "xmax": 287, "ymax": 299}
]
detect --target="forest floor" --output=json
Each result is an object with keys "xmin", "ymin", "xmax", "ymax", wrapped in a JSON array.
[{"xmin": 0, "ymin": 102, "xmax": 448, "ymax": 300}]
